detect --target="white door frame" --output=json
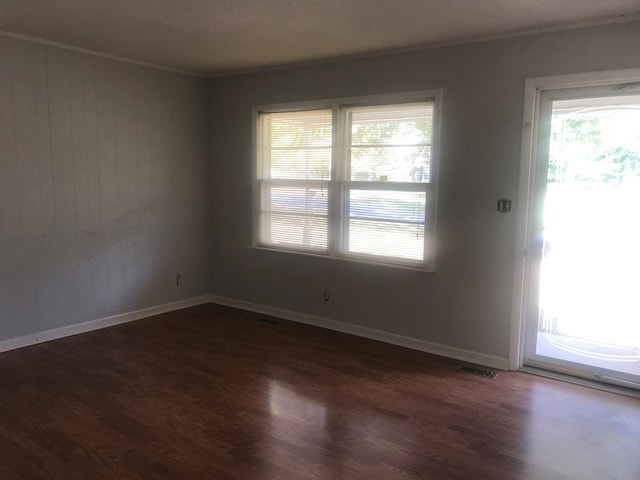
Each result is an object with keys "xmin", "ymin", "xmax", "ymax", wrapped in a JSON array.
[{"xmin": 509, "ymin": 68, "xmax": 640, "ymax": 371}]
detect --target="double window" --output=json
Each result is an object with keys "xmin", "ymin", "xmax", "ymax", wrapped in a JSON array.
[{"xmin": 254, "ymin": 91, "xmax": 440, "ymax": 269}]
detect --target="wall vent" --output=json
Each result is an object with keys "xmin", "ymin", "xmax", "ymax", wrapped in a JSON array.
[{"xmin": 458, "ymin": 364, "xmax": 498, "ymax": 379}]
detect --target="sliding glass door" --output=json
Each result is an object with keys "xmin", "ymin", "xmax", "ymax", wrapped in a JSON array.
[{"xmin": 524, "ymin": 84, "xmax": 640, "ymax": 389}]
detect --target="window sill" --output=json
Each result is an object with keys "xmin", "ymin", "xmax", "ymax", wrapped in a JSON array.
[{"xmin": 249, "ymin": 245, "xmax": 435, "ymax": 273}]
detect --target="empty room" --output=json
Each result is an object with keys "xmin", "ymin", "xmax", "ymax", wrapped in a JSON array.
[{"xmin": 1, "ymin": 1, "xmax": 640, "ymax": 478}]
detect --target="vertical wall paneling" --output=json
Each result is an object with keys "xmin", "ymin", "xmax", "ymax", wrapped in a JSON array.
[
  {"xmin": 0, "ymin": 36, "xmax": 210, "ymax": 341},
  {"xmin": 0, "ymin": 39, "xmax": 21, "ymax": 236}
]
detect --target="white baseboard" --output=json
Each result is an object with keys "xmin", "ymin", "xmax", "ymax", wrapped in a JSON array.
[
  {"xmin": 0, "ymin": 295, "xmax": 211, "ymax": 354},
  {"xmin": 209, "ymin": 295, "xmax": 509, "ymax": 370},
  {"xmin": 2, "ymin": 293, "xmax": 509, "ymax": 371}
]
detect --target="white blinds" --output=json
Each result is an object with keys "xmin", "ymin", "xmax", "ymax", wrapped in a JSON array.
[
  {"xmin": 343, "ymin": 102, "xmax": 433, "ymax": 262},
  {"xmin": 345, "ymin": 190, "xmax": 427, "ymax": 261},
  {"xmin": 258, "ymin": 109, "xmax": 332, "ymax": 250},
  {"xmin": 256, "ymin": 99, "xmax": 435, "ymax": 266}
]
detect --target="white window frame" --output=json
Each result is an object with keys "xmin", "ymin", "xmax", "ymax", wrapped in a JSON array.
[
  {"xmin": 252, "ymin": 90, "xmax": 442, "ymax": 271},
  {"xmin": 510, "ymin": 68, "xmax": 640, "ymax": 371}
]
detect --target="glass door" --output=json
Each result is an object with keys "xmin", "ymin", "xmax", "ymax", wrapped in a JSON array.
[{"xmin": 524, "ymin": 86, "xmax": 640, "ymax": 389}]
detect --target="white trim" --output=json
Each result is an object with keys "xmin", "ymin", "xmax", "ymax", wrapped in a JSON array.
[
  {"xmin": 252, "ymin": 91, "xmax": 442, "ymax": 271},
  {"xmin": 518, "ymin": 68, "xmax": 640, "ymax": 92},
  {"xmin": 209, "ymin": 16, "xmax": 640, "ymax": 79},
  {"xmin": 521, "ymin": 366, "xmax": 640, "ymax": 399},
  {"xmin": 0, "ymin": 296, "xmax": 211, "ymax": 354},
  {"xmin": 1, "ymin": 292, "xmax": 509, "ymax": 370},
  {"xmin": 0, "ymin": 30, "xmax": 203, "ymax": 78},
  {"xmin": 253, "ymin": 90, "xmax": 440, "ymax": 116},
  {"xmin": 510, "ymin": 78, "xmax": 540, "ymax": 370},
  {"xmin": 3, "ymin": 17, "xmax": 640, "ymax": 80},
  {"xmin": 210, "ymin": 295, "xmax": 508, "ymax": 370},
  {"xmin": 510, "ymin": 67, "xmax": 640, "ymax": 370},
  {"xmin": 249, "ymin": 245, "xmax": 435, "ymax": 273}
]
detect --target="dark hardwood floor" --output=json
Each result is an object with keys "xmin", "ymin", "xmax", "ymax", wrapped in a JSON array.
[{"xmin": 0, "ymin": 303, "xmax": 638, "ymax": 479}]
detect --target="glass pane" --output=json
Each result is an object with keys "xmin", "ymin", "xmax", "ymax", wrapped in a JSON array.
[
  {"xmin": 347, "ymin": 219, "xmax": 424, "ymax": 260},
  {"xmin": 536, "ymin": 94, "xmax": 640, "ymax": 377},
  {"xmin": 270, "ymin": 148, "xmax": 331, "ymax": 180},
  {"xmin": 349, "ymin": 190, "xmax": 425, "ymax": 223},
  {"xmin": 350, "ymin": 146, "xmax": 430, "ymax": 182},
  {"xmin": 345, "ymin": 189, "xmax": 426, "ymax": 261},
  {"xmin": 262, "ymin": 109, "xmax": 332, "ymax": 180},
  {"xmin": 348, "ymin": 102, "xmax": 433, "ymax": 182},
  {"xmin": 260, "ymin": 213, "xmax": 327, "ymax": 250},
  {"xmin": 263, "ymin": 186, "xmax": 328, "ymax": 215}
]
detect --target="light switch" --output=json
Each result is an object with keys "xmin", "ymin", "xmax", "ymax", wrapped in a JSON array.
[{"xmin": 497, "ymin": 198, "xmax": 511, "ymax": 213}]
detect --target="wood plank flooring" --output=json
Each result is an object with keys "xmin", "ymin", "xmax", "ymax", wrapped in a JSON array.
[{"xmin": 0, "ymin": 303, "xmax": 639, "ymax": 479}]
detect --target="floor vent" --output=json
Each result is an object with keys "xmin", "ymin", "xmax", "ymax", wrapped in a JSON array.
[
  {"xmin": 258, "ymin": 318, "xmax": 278, "ymax": 325},
  {"xmin": 458, "ymin": 365, "xmax": 498, "ymax": 379}
]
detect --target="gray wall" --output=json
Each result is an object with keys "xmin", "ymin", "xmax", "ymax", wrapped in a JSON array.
[
  {"xmin": 0, "ymin": 36, "xmax": 211, "ymax": 340},
  {"xmin": 209, "ymin": 21, "xmax": 640, "ymax": 361}
]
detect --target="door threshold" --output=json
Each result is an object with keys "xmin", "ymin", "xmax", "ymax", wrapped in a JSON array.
[{"xmin": 520, "ymin": 366, "xmax": 640, "ymax": 399}]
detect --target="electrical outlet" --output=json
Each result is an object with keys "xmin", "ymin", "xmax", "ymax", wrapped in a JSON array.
[{"xmin": 323, "ymin": 291, "xmax": 330, "ymax": 302}]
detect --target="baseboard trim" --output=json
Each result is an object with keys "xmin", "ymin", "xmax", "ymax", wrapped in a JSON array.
[
  {"xmin": 209, "ymin": 295, "xmax": 509, "ymax": 370},
  {"xmin": 0, "ymin": 295, "xmax": 211, "ymax": 354},
  {"xmin": 2, "ymin": 293, "xmax": 509, "ymax": 370}
]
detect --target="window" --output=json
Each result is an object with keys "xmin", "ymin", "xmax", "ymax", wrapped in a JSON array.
[{"xmin": 254, "ymin": 91, "xmax": 440, "ymax": 269}]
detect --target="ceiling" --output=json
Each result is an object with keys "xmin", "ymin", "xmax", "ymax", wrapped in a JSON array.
[{"xmin": 0, "ymin": 0, "xmax": 639, "ymax": 76}]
